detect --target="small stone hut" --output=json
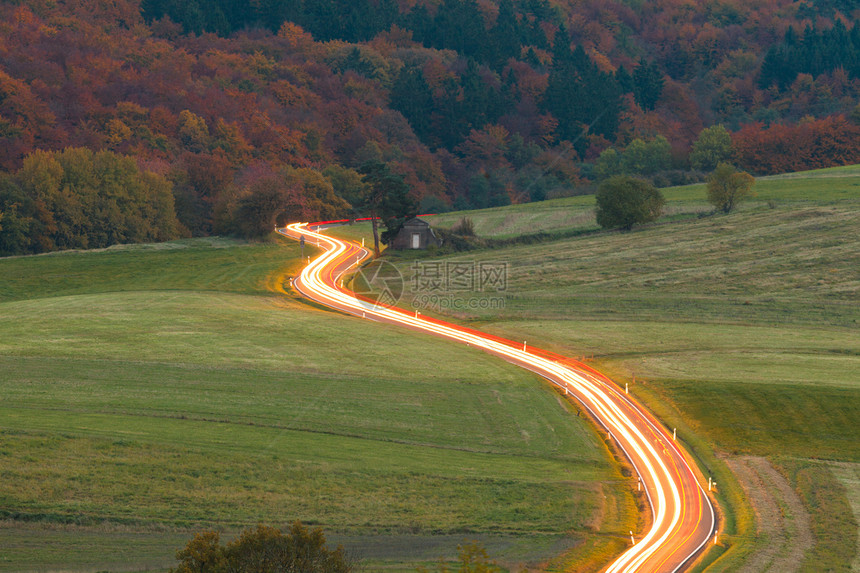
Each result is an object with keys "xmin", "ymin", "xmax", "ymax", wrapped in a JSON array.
[{"xmin": 391, "ymin": 217, "xmax": 441, "ymax": 250}]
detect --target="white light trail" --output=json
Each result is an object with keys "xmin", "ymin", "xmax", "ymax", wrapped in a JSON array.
[{"xmin": 279, "ymin": 223, "xmax": 715, "ymax": 572}]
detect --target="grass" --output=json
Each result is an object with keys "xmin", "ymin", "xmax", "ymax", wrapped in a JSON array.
[
  {"xmin": 426, "ymin": 197, "xmax": 602, "ymax": 239},
  {"xmin": 0, "ymin": 237, "xmax": 636, "ymax": 571},
  {"xmin": 318, "ymin": 221, "xmax": 380, "ymax": 246},
  {"xmin": 0, "ymin": 524, "xmax": 579, "ymax": 573},
  {"xmin": 0, "ymin": 237, "xmax": 315, "ymax": 302},
  {"xmin": 0, "ymin": 523, "xmax": 191, "ymax": 572},
  {"xmin": 404, "ymin": 205, "xmax": 860, "ymax": 329},
  {"xmin": 4, "ymin": 165, "xmax": 858, "ymax": 571},
  {"xmin": 419, "ymin": 163, "xmax": 860, "ymax": 239},
  {"xmin": 364, "ymin": 171, "xmax": 860, "ymax": 570},
  {"xmin": 829, "ymin": 462, "xmax": 860, "ymax": 572},
  {"xmin": 780, "ymin": 459, "xmax": 859, "ymax": 572}
]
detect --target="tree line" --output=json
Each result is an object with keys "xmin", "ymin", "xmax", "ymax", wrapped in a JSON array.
[
  {"xmin": 759, "ymin": 20, "xmax": 860, "ymax": 91},
  {"xmin": 0, "ymin": 147, "xmax": 418, "ymax": 257},
  {"xmin": 4, "ymin": 0, "xmax": 860, "ymax": 257},
  {"xmin": 0, "ymin": 149, "xmax": 178, "ymax": 255},
  {"xmin": 141, "ymin": 0, "xmax": 555, "ymax": 68}
]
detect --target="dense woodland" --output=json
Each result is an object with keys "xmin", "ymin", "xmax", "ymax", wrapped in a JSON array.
[{"xmin": 3, "ymin": 0, "xmax": 860, "ymax": 255}]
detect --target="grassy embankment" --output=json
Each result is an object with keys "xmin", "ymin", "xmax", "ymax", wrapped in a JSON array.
[
  {"xmin": 0, "ymin": 238, "xmax": 637, "ymax": 571},
  {"xmin": 341, "ymin": 165, "xmax": 860, "ymax": 571}
]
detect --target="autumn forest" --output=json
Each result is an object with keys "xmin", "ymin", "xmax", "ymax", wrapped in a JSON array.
[{"xmin": 3, "ymin": 0, "xmax": 860, "ymax": 255}]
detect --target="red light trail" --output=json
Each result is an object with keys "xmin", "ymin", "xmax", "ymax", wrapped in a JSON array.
[{"xmin": 279, "ymin": 223, "xmax": 716, "ymax": 572}]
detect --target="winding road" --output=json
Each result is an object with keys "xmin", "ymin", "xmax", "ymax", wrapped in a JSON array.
[{"xmin": 278, "ymin": 222, "xmax": 716, "ymax": 572}]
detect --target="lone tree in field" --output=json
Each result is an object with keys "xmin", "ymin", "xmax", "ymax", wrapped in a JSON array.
[
  {"xmin": 595, "ymin": 176, "xmax": 665, "ymax": 231},
  {"xmin": 707, "ymin": 163, "xmax": 755, "ymax": 213}
]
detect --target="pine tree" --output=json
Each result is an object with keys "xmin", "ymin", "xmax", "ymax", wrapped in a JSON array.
[
  {"xmin": 358, "ymin": 161, "xmax": 417, "ymax": 254},
  {"xmin": 616, "ymin": 65, "xmax": 633, "ymax": 94},
  {"xmin": 389, "ymin": 66, "xmax": 434, "ymax": 143},
  {"xmin": 633, "ymin": 59, "xmax": 664, "ymax": 111},
  {"xmin": 545, "ymin": 35, "xmax": 622, "ymax": 149},
  {"xmin": 488, "ymin": 0, "xmax": 522, "ymax": 68}
]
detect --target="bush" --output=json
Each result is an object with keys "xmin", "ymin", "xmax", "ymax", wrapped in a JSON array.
[
  {"xmin": 595, "ymin": 176, "xmax": 665, "ymax": 230},
  {"xmin": 451, "ymin": 217, "xmax": 476, "ymax": 237},
  {"xmin": 649, "ymin": 170, "xmax": 707, "ymax": 188},
  {"xmin": 420, "ymin": 540, "xmax": 501, "ymax": 573},
  {"xmin": 172, "ymin": 522, "xmax": 355, "ymax": 573},
  {"xmin": 706, "ymin": 163, "xmax": 755, "ymax": 213},
  {"xmin": 432, "ymin": 227, "xmax": 479, "ymax": 252}
]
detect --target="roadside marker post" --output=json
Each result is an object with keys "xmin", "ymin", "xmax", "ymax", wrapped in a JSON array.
[{"xmin": 283, "ymin": 221, "xmax": 718, "ymax": 568}]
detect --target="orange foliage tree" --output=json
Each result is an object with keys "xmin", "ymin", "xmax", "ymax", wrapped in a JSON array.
[{"xmin": 732, "ymin": 115, "xmax": 860, "ymax": 175}]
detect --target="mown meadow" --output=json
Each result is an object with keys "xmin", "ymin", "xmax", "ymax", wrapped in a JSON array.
[
  {"xmin": 350, "ymin": 166, "xmax": 860, "ymax": 571},
  {"xmin": 0, "ymin": 238, "xmax": 637, "ymax": 571}
]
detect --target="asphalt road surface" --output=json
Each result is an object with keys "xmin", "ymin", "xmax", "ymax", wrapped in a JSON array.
[{"xmin": 279, "ymin": 223, "xmax": 716, "ymax": 572}]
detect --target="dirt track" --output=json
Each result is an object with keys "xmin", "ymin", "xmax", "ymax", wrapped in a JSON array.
[{"xmin": 726, "ymin": 456, "xmax": 813, "ymax": 572}]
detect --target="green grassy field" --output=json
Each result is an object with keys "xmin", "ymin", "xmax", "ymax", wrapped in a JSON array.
[
  {"xmin": 423, "ymin": 163, "xmax": 860, "ymax": 239},
  {"xmin": 3, "ymin": 164, "xmax": 858, "ymax": 572},
  {"xmin": 353, "ymin": 168, "xmax": 860, "ymax": 571},
  {"xmin": 0, "ymin": 238, "xmax": 637, "ymax": 571}
]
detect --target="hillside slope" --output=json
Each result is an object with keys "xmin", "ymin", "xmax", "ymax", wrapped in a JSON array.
[
  {"xmin": 5, "ymin": 0, "xmax": 860, "ymax": 257},
  {"xmin": 0, "ymin": 238, "xmax": 637, "ymax": 571},
  {"xmin": 361, "ymin": 168, "xmax": 860, "ymax": 571}
]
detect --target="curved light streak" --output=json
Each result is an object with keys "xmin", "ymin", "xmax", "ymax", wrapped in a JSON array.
[{"xmin": 279, "ymin": 223, "xmax": 716, "ymax": 572}]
